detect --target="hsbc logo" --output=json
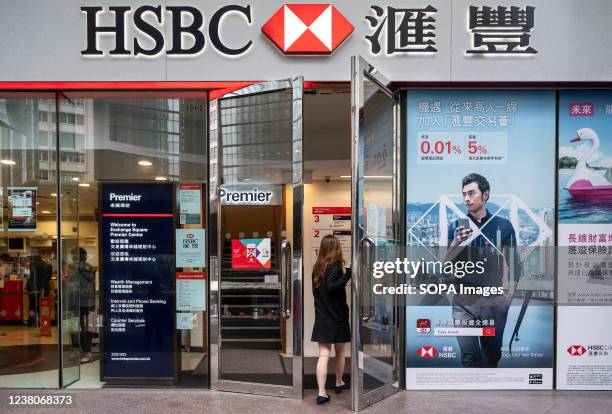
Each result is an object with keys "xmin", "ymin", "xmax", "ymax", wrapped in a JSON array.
[
  {"xmin": 261, "ymin": 4, "xmax": 354, "ymax": 55},
  {"xmin": 82, "ymin": 3, "xmax": 353, "ymax": 57},
  {"xmin": 417, "ymin": 346, "xmax": 437, "ymax": 358},
  {"xmin": 567, "ymin": 345, "xmax": 586, "ymax": 356}
]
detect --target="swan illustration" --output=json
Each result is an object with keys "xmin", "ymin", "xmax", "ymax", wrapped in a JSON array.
[{"xmin": 565, "ymin": 128, "xmax": 612, "ymax": 200}]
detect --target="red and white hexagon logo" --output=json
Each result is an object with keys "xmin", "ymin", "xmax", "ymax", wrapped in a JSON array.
[
  {"xmin": 417, "ymin": 346, "xmax": 438, "ymax": 358},
  {"xmin": 261, "ymin": 4, "xmax": 354, "ymax": 55},
  {"xmin": 567, "ymin": 345, "xmax": 586, "ymax": 356}
]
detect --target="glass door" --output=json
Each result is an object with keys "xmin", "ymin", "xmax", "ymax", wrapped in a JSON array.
[
  {"xmin": 350, "ymin": 56, "xmax": 403, "ymax": 410},
  {"xmin": 209, "ymin": 79, "xmax": 303, "ymax": 398}
]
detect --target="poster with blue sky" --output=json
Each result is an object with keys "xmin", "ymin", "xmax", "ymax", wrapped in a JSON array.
[{"xmin": 405, "ymin": 90, "xmax": 555, "ymax": 390}]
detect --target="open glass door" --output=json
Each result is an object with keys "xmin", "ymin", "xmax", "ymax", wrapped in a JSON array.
[
  {"xmin": 350, "ymin": 56, "xmax": 403, "ymax": 410},
  {"xmin": 209, "ymin": 79, "xmax": 304, "ymax": 398}
]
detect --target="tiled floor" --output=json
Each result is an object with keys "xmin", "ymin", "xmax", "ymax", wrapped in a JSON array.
[{"xmin": 0, "ymin": 388, "xmax": 612, "ymax": 413}]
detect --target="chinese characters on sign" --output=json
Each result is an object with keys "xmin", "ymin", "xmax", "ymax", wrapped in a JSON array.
[
  {"xmin": 415, "ymin": 98, "xmax": 517, "ymax": 164},
  {"xmin": 365, "ymin": 5, "xmax": 537, "ymax": 56},
  {"xmin": 466, "ymin": 6, "xmax": 537, "ymax": 54},
  {"xmin": 366, "ymin": 5, "xmax": 438, "ymax": 54}
]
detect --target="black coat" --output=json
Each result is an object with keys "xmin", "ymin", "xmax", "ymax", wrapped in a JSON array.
[
  {"xmin": 313, "ymin": 262, "xmax": 351, "ymax": 323},
  {"xmin": 311, "ymin": 262, "xmax": 352, "ymax": 343}
]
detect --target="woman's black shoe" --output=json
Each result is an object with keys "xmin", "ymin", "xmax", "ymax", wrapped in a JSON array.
[
  {"xmin": 334, "ymin": 383, "xmax": 350, "ymax": 394},
  {"xmin": 316, "ymin": 395, "xmax": 330, "ymax": 405}
]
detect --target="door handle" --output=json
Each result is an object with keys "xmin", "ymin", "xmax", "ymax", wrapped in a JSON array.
[
  {"xmin": 280, "ymin": 239, "xmax": 292, "ymax": 320},
  {"xmin": 360, "ymin": 236, "xmax": 376, "ymax": 322}
]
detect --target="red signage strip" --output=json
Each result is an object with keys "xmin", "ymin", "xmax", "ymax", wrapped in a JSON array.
[
  {"xmin": 176, "ymin": 272, "xmax": 206, "ymax": 280},
  {"xmin": 312, "ymin": 207, "xmax": 351, "ymax": 215},
  {"xmin": 102, "ymin": 213, "xmax": 173, "ymax": 217},
  {"xmin": 0, "ymin": 81, "xmax": 257, "ymax": 91}
]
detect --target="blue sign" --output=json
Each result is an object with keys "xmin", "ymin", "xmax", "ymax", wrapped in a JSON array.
[{"xmin": 101, "ymin": 183, "xmax": 175, "ymax": 381}]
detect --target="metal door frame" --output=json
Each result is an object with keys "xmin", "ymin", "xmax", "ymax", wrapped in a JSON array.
[
  {"xmin": 208, "ymin": 78, "xmax": 304, "ymax": 399},
  {"xmin": 350, "ymin": 56, "xmax": 405, "ymax": 411}
]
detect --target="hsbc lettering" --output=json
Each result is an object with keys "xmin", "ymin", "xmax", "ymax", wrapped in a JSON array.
[{"xmin": 81, "ymin": 5, "xmax": 253, "ymax": 56}]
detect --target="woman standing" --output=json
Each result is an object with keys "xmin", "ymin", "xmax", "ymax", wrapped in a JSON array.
[{"xmin": 311, "ymin": 235, "xmax": 351, "ymax": 405}]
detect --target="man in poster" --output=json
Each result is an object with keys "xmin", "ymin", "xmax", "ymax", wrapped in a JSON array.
[{"xmin": 446, "ymin": 173, "xmax": 518, "ymax": 368}]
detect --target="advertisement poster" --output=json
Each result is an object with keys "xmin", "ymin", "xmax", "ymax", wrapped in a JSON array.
[
  {"xmin": 179, "ymin": 184, "xmax": 201, "ymax": 225},
  {"xmin": 101, "ymin": 183, "xmax": 174, "ymax": 381},
  {"xmin": 312, "ymin": 207, "xmax": 351, "ymax": 266},
  {"xmin": 176, "ymin": 271, "xmax": 206, "ymax": 312},
  {"xmin": 8, "ymin": 187, "xmax": 36, "ymax": 231},
  {"xmin": 231, "ymin": 238, "xmax": 271, "ymax": 270},
  {"xmin": 176, "ymin": 229, "xmax": 205, "ymax": 268},
  {"xmin": 405, "ymin": 91, "xmax": 556, "ymax": 389},
  {"xmin": 557, "ymin": 91, "xmax": 612, "ymax": 390}
]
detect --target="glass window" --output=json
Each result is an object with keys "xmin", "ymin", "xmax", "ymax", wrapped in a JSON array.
[
  {"xmin": 0, "ymin": 93, "xmax": 58, "ymax": 388},
  {"xmin": 59, "ymin": 132, "xmax": 75, "ymax": 149},
  {"xmin": 60, "ymin": 92, "xmax": 208, "ymax": 389}
]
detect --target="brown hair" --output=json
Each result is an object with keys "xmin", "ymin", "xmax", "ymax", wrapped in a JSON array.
[{"xmin": 312, "ymin": 235, "xmax": 345, "ymax": 289}]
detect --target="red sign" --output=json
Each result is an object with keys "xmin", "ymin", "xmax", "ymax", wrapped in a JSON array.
[
  {"xmin": 482, "ymin": 327, "xmax": 496, "ymax": 337},
  {"xmin": 567, "ymin": 345, "xmax": 586, "ymax": 356},
  {"xmin": 417, "ymin": 346, "xmax": 438, "ymax": 358},
  {"xmin": 231, "ymin": 239, "xmax": 272, "ymax": 269},
  {"xmin": 39, "ymin": 297, "xmax": 52, "ymax": 337},
  {"xmin": 176, "ymin": 271, "xmax": 206, "ymax": 280},
  {"xmin": 568, "ymin": 102, "xmax": 594, "ymax": 116},
  {"xmin": 262, "ymin": 4, "xmax": 354, "ymax": 55},
  {"xmin": 312, "ymin": 207, "xmax": 351, "ymax": 215}
]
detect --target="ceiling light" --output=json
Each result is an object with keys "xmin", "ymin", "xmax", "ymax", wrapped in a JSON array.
[
  {"xmin": 138, "ymin": 160, "xmax": 153, "ymax": 166},
  {"xmin": 78, "ymin": 183, "xmax": 90, "ymax": 187},
  {"xmin": 155, "ymin": 176, "xmax": 167, "ymax": 181},
  {"xmin": 51, "ymin": 193, "xmax": 57, "ymax": 197},
  {"xmin": 0, "ymin": 159, "xmax": 15, "ymax": 165},
  {"xmin": 42, "ymin": 210, "xmax": 51, "ymax": 214},
  {"xmin": 71, "ymin": 177, "xmax": 80, "ymax": 181},
  {"xmin": 340, "ymin": 175, "xmax": 351, "ymax": 178}
]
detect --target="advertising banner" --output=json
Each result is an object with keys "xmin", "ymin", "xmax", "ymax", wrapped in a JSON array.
[
  {"xmin": 405, "ymin": 91, "xmax": 556, "ymax": 389},
  {"xmin": 8, "ymin": 187, "xmax": 36, "ymax": 231},
  {"xmin": 557, "ymin": 91, "xmax": 612, "ymax": 390},
  {"xmin": 231, "ymin": 238, "xmax": 271, "ymax": 270},
  {"xmin": 176, "ymin": 229, "xmax": 205, "ymax": 268},
  {"xmin": 101, "ymin": 183, "xmax": 175, "ymax": 381}
]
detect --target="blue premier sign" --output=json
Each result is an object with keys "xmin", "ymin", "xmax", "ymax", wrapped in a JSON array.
[{"xmin": 101, "ymin": 183, "xmax": 175, "ymax": 382}]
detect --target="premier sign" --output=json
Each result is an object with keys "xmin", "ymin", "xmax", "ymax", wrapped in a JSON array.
[{"xmin": 219, "ymin": 185, "xmax": 282, "ymax": 206}]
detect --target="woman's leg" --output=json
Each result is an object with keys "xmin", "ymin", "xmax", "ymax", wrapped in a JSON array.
[
  {"xmin": 316, "ymin": 343, "xmax": 331, "ymax": 396},
  {"xmin": 334, "ymin": 342, "xmax": 346, "ymax": 386}
]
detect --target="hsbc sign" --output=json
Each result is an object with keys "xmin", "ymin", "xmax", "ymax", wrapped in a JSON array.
[
  {"xmin": 82, "ymin": 3, "xmax": 353, "ymax": 57},
  {"xmin": 4, "ymin": 0, "xmax": 611, "ymax": 82},
  {"xmin": 261, "ymin": 4, "xmax": 353, "ymax": 55}
]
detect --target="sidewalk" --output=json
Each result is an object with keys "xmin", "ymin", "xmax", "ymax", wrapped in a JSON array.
[{"xmin": 1, "ymin": 388, "xmax": 611, "ymax": 413}]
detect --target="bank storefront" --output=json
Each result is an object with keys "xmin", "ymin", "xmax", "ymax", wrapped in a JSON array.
[{"xmin": 1, "ymin": 0, "xmax": 611, "ymax": 411}]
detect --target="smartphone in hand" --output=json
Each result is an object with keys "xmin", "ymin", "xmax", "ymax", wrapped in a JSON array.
[
  {"xmin": 458, "ymin": 218, "xmax": 470, "ymax": 229},
  {"xmin": 457, "ymin": 218, "xmax": 472, "ymax": 240}
]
